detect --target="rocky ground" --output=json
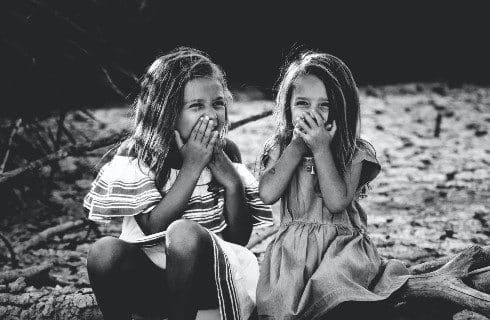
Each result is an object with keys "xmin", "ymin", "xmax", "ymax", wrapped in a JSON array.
[{"xmin": 0, "ymin": 82, "xmax": 489, "ymax": 319}]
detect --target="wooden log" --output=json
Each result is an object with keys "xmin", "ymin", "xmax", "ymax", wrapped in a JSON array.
[
  {"xmin": 0, "ymin": 263, "xmax": 52, "ymax": 284},
  {"xmin": 0, "ymin": 245, "xmax": 488, "ymax": 319},
  {"xmin": 396, "ymin": 245, "xmax": 490, "ymax": 317},
  {"xmin": 409, "ymin": 246, "xmax": 490, "ymax": 275},
  {"xmin": 0, "ymin": 288, "xmax": 102, "ymax": 320}
]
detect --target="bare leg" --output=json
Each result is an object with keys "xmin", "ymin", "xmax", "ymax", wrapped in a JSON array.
[
  {"xmin": 87, "ymin": 236, "xmax": 168, "ymax": 320},
  {"xmin": 165, "ymin": 219, "xmax": 218, "ymax": 320}
]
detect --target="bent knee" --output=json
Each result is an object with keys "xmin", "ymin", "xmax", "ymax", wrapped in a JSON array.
[
  {"xmin": 166, "ymin": 219, "xmax": 209, "ymax": 258},
  {"xmin": 87, "ymin": 236, "xmax": 128, "ymax": 277}
]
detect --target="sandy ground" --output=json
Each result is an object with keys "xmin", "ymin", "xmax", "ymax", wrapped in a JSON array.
[{"xmin": 0, "ymin": 83, "xmax": 488, "ymax": 318}]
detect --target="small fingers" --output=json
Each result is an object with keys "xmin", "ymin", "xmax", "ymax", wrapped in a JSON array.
[
  {"xmin": 296, "ymin": 120, "xmax": 309, "ymax": 134},
  {"xmin": 311, "ymin": 109, "xmax": 325, "ymax": 127},
  {"xmin": 191, "ymin": 117, "xmax": 205, "ymax": 141},
  {"xmin": 330, "ymin": 120, "xmax": 337, "ymax": 135},
  {"xmin": 302, "ymin": 112, "xmax": 317, "ymax": 128},
  {"xmin": 294, "ymin": 127, "xmax": 307, "ymax": 140},
  {"xmin": 202, "ymin": 119, "xmax": 214, "ymax": 145},
  {"xmin": 207, "ymin": 130, "xmax": 219, "ymax": 149},
  {"xmin": 174, "ymin": 130, "xmax": 184, "ymax": 149}
]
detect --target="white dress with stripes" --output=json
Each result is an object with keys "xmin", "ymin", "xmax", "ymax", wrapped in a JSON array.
[{"xmin": 84, "ymin": 155, "xmax": 273, "ymax": 320}]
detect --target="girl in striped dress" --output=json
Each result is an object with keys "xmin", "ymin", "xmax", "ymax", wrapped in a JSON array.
[{"xmin": 84, "ymin": 47, "xmax": 273, "ymax": 320}]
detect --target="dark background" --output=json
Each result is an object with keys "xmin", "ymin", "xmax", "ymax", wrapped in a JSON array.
[{"xmin": 2, "ymin": 1, "xmax": 489, "ymax": 115}]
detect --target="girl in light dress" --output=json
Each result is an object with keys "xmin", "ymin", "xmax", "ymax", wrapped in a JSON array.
[
  {"xmin": 84, "ymin": 47, "xmax": 273, "ymax": 320},
  {"xmin": 256, "ymin": 51, "xmax": 410, "ymax": 320}
]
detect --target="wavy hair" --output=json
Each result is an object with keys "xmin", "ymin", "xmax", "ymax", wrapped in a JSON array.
[
  {"xmin": 262, "ymin": 51, "xmax": 370, "ymax": 177},
  {"xmin": 128, "ymin": 47, "xmax": 231, "ymax": 189}
]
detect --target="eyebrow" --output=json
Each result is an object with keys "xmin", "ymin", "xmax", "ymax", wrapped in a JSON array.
[
  {"xmin": 184, "ymin": 99, "xmax": 204, "ymax": 104},
  {"xmin": 184, "ymin": 96, "xmax": 225, "ymax": 104},
  {"xmin": 294, "ymin": 96, "xmax": 329, "ymax": 101}
]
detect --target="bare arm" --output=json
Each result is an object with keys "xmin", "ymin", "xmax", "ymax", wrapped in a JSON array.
[
  {"xmin": 296, "ymin": 110, "xmax": 362, "ymax": 213},
  {"xmin": 135, "ymin": 163, "xmax": 202, "ymax": 234},
  {"xmin": 258, "ymin": 138, "xmax": 307, "ymax": 205},
  {"xmin": 221, "ymin": 180, "xmax": 251, "ymax": 246},
  {"xmin": 313, "ymin": 147, "xmax": 362, "ymax": 213},
  {"xmin": 208, "ymin": 149, "xmax": 252, "ymax": 246}
]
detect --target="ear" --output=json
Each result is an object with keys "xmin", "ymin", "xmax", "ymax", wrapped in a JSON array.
[{"xmin": 174, "ymin": 130, "xmax": 184, "ymax": 149}]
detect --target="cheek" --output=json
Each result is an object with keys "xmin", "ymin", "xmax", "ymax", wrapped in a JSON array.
[
  {"xmin": 318, "ymin": 108, "xmax": 330, "ymax": 121},
  {"xmin": 291, "ymin": 108, "xmax": 305, "ymax": 125},
  {"xmin": 176, "ymin": 112, "xmax": 199, "ymax": 140}
]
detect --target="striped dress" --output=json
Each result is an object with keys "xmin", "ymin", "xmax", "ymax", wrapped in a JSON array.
[{"xmin": 83, "ymin": 153, "xmax": 273, "ymax": 320}]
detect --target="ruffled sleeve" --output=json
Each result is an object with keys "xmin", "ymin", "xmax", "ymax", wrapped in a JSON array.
[
  {"xmin": 83, "ymin": 155, "xmax": 163, "ymax": 223},
  {"xmin": 352, "ymin": 144, "xmax": 381, "ymax": 191},
  {"xmin": 233, "ymin": 163, "xmax": 274, "ymax": 228},
  {"xmin": 258, "ymin": 136, "xmax": 281, "ymax": 175}
]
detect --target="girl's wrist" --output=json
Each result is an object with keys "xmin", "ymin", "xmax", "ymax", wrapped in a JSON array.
[
  {"xmin": 181, "ymin": 161, "xmax": 205, "ymax": 179},
  {"xmin": 312, "ymin": 144, "xmax": 331, "ymax": 157},
  {"xmin": 223, "ymin": 178, "xmax": 244, "ymax": 193},
  {"xmin": 290, "ymin": 138, "xmax": 307, "ymax": 156}
]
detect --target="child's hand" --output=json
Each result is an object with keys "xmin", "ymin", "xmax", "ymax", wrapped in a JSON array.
[
  {"xmin": 208, "ymin": 150, "xmax": 241, "ymax": 190},
  {"xmin": 174, "ymin": 117, "xmax": 218, "ymax": 171},
  {"xmin": 291, "ymin": 123, "xmax": 308, "ymax": 155},
  {"xmin": 295, "ymin": 110, "xmax": 337, "ymax": 154}
]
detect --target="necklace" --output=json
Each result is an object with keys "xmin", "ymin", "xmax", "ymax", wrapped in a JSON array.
[{"xmin": 302, "ymin": 157, "xmax": 316, "ymax": 175}]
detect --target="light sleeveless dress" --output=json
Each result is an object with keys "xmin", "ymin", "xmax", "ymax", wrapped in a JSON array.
[
  {"xmin": 256, "ymin": 145, "xmax": 410, "ymax": 320},
  {"xmin": 84, "ymin": 153, "xmax": 273, "ymax": 320}
]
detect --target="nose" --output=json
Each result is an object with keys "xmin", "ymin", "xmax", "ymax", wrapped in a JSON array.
[{"xmin": 204, "ymin": 105, "xmax": 218, "ymax": 122}]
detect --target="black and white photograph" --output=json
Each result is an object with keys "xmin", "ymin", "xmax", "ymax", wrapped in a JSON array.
[{"xmin": 0, "ymin": 2, "xmax": 489, "ymax": 319}]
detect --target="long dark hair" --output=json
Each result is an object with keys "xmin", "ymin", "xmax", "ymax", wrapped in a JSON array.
[
  {"xmin": 263, "ymin": 51, "xmax": 369, "ymax": 177},
  {"xmin": 128, "ymin": 47, "xmax": 231, "ymax": 189}
]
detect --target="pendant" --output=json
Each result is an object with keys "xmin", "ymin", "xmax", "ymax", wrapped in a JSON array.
[{"xmin": 303, "ymin": 157, "xmax": 316, "ymax": 175}]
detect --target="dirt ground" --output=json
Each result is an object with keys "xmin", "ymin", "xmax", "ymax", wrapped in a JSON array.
[{"xmin": 0, "ymin": 82, "xmax": 489, "ymax": 318}]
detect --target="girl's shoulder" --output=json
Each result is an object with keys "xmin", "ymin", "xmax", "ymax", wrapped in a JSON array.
[
  {"xmin": 353, "ymin": 140, "xmax": 379, "ymax": 165},
  {"xmin": 97, "ymin": 139, "xmax": 154, "ymax": 181},
  {"xmin": 258, "ymin": 135, "xmax": 282, "ymax": 171}
]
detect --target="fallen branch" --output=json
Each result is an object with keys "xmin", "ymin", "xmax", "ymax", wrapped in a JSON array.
[
  {"xmin": 0, "ymin": 118, "xmax": 22, "ymax": 173},
  {"xmin": 0, "ymin": 130, "xmax": 129, "ymax": 185},
  {"xmin": 0, "ymin": 262, "xmax": 52, "ymax": 284},
  {"xmin": 0, "ymin": 233, "xmax": 18, "ymax": 268},
  {"xmin": 229, "ymin": 110, "xmax": 273, "ymax": 131},
  {"xmin": 15, "ymin": 220, "xmax": 88, "ymax": 254}
]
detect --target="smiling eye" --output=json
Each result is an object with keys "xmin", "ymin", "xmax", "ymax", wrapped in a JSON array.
[
  {"xmin": 295, "ymin": 101, "xmax": 308, "ymax": 107},
  {"xmin": 190, "ymin": 103, "xmax": 204, "ymax": 109},
  {"xmin": 318, "ymin": 103, "xmax": 330, "ymax": 110},
  {"xmin": 213, "ymin": 100, "xmax": 226, "ymax": 108}
]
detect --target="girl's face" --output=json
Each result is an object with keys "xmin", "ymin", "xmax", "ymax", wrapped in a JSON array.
[
  {"xmin": 290, "ymin": 74, "xmax": 330, "ymax": 126},
  {"xmin": 176, "ymin": 77, "xmax": 227, "ymax": 140}
]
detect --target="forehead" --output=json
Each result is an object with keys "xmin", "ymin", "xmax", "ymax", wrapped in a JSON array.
[
  {"xmin": 291, "ymin": 74, "xmax": 328, "ymax": 98},
  {"xmin": 184, "ymin": 77, "xmax": 224, "ymax": 101}
]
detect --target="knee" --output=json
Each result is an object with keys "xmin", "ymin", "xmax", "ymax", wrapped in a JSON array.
[
  {"xmin": 87, "ymin": 236, "xmax": 127, "ymax": 278},
  {"xmin": 166, "ymin": 219, "xmax": 209, "ymax": 259}
]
